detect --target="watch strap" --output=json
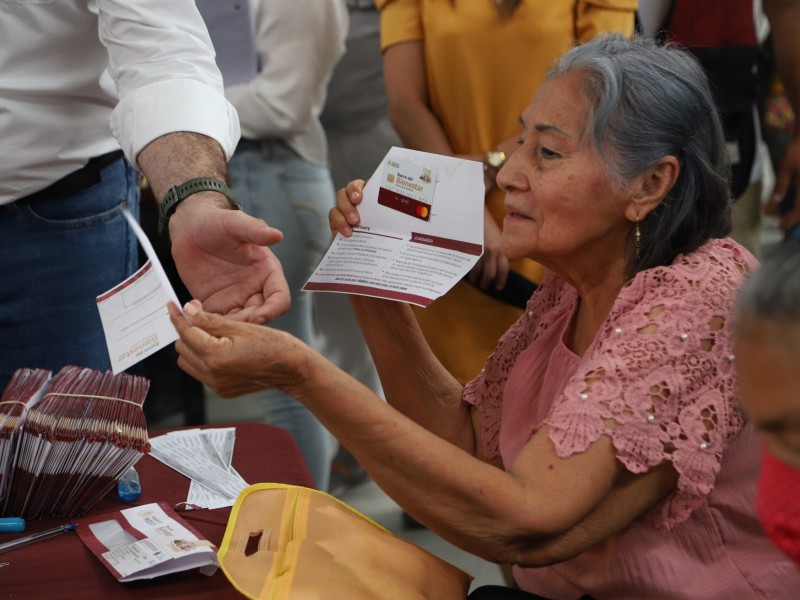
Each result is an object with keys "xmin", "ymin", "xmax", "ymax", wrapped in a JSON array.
[{"xmin": 158, "ymin": 177, "xmax": 241, "ymax": 236}]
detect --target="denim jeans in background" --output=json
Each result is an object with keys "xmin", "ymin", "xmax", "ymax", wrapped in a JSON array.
[
  {"xmin": 0, "ymin": 159, "xmax": 139, "ymax": 391},
  {"xmin": 225, "ymin": 140, "xmax": 335, "ymax": 490}
]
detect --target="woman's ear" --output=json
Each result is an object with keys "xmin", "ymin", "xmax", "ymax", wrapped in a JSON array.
[{"xmin": 625, "ymin": 155, "xmax": 680, "ymax": 221}]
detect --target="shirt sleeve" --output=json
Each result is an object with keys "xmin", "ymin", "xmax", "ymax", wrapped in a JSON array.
[
  {"xmin": 465, "ymin": 239, "xmax": 757, "ymax": 530},
  {"xmin": 99, "ymin": 0, "xmax": 240, "ymax": 165},
  {"xmin": 376, "ymin": 0, "xmax": 424, "ymax": 51},
  {"xmin": 544, "ymin": 240, "xmax": 757, "ymax": 528},
  {"xmin": 225, "ymin": 0, "xmax": 348, "ymax": 140},
  {"xmin": 575, "ymin": 0, "xmax": 637, "ymax": 43}
]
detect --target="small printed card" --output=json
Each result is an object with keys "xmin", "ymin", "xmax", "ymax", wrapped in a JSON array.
[
  {"xmin": 96, "ymin": 209, "xmax": 181, "ymax": 374},
  {"xmin": 76, "ymin": 502, "xmax": 218, "ymax": 582}
]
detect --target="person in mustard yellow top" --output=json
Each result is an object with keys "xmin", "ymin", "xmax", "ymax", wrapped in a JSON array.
[{"xmin": 377, "ymin": 0, "xmax": 636, "ymax": 384}]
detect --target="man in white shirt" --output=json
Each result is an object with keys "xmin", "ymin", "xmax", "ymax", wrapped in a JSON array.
[{"xmin": 0, "ymin": 1, "xmax": 290, "ymax": 391}]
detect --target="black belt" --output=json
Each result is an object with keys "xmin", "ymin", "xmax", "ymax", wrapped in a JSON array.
[
  {"xmin": 347, "ymin": 0, "xmax": 377, "ymax": 10},
  {"xmin": 15, "ymin": 149, "xmax": 126, "ymax": 205},
  {"xmin": 235, "ymin": 138, "xmax": 262, "ymax": 152}
]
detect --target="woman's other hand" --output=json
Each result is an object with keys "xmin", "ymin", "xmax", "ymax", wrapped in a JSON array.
[
  {"xmin": 329, "ymin": 179, "xmax": 366, "ymax": 237},
  {"xmin": 766, "ymin": 132, "xmax": 800, "ymax": 234},
  {"xmin": 468, "ymin": 206, "xmax": 510, "ymax": 290}
]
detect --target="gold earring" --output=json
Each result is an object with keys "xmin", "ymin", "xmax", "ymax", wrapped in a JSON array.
[{"xmin": 634, "ymin": 217, "xmax": 641, "ymax": 261}]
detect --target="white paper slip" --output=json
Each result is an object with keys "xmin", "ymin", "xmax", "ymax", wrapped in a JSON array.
[
  {"xmin": 186, "ymin": 428, "xmax": 242, "ymax": 509},
  {"xmin": 151, "ymin": 427, "xmax": 244, "ymax": 509},
  {"xmin": 96, "ymin": 208, "xmax": 181, "ymax": 374},
  {"xmin": 303, "ymin": 147, "xmax": 484, "ymax": 307},
  {"xmin": 149, "ymin": 428, "xmax": 248, "ymax": 508}
]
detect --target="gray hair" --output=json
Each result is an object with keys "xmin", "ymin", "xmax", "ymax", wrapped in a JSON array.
[
  {"xmin": 736, "ymin": 240, "xmax": 800, "ymax": 324},
  {"xmin": 546, "ymin": 34, "xmax": 732, "ymax": 279}
]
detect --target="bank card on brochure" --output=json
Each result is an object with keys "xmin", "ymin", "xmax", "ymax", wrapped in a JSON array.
[{"xmin": 303, "ymin": 148, "xmax": 484, "ymax": 306}]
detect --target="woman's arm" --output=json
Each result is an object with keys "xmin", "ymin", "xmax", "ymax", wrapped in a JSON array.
[
  {"xmin": 383, "ymin": 40, "xmax": 521, "ymax": 166},
  {"xmin": 169, "ymin": 302, "xmax": 678, "ymax": 567},
  {"xmin": 383, "ymin": 40, "xmax": 455, "ymax": 155},
  {"xmin": 348, "ymin": 295, "xmax": 479, "ymax": 455},
  {"xmin": 383, "ymin": 41, "xmax": 520, "ymax": 290},
  {"xmin": 328, "ymin": 181, "xmax": 479, "ymax": 456}
]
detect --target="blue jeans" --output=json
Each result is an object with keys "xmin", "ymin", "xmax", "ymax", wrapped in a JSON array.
[
  {"xmin": 0, "ymin": 158, "xmax": 139, "ymax": 391},
  {"xmin": 227, "ymin": 140, "xmax": 335, "ymax": 490}
]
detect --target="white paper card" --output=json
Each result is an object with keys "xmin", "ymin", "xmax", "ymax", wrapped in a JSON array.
[
  {"xmin": 303, "ymin": 147, "xmax": 484, "ymax": 307},
  {"xmin": 96, "ymin": 209, "xmax": 181, "ymax": 374}
]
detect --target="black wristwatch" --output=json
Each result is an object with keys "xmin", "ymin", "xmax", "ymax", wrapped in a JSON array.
[{"xmin": 158, "ymin": 177, "xmax": 241, "ymax": 236}]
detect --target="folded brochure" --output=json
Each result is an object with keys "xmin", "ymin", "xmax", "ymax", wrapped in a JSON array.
[
  {"xmin": 303, "ymin": 147, "xmax": 484, "ymax": 307},
  {"xmin": 77, "ymin": 501, "xmax": 218, "ymax": 582}
]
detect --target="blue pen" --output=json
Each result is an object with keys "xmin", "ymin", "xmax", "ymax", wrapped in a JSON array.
[{"xmin": 0, "ymin": 523, "xmax": 77, "ymax": 555}]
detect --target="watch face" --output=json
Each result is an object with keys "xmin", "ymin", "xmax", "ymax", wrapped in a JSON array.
[{"xmin": 487, "ymin": 151, "xmax": 506, "ymax": 168}]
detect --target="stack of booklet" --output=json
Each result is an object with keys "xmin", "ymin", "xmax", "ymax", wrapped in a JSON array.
[{"xmin": 0, "ymin": 365, "xmax": 150, "ymax": 519}]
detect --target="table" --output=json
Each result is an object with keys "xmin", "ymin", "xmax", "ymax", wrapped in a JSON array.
[{"xmin": 1, "ymin": 422, "xmax": 314, "ymax": 599}]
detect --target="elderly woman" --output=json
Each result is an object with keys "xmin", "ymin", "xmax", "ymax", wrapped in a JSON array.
[
  {"xmin": 168, "ymin": 35, "xmax": 799, "ymax": 598},
  {"xmin": 734, "ymin": 239, "xmax": 800, "ymax": 567}
]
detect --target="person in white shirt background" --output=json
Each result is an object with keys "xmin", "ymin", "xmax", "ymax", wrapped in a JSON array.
[
  {"xmin": 0, "ymin": 1, "xmax": 290, "ymax": 393},
  {"xmin": 196, "ymin": 0, "xmax": 349, "ymax": 491}
]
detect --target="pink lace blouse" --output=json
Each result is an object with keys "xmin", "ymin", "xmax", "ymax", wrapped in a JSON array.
[{"xmin": 463, "ymin": 239, "xmax": 800, "ymax": 598}]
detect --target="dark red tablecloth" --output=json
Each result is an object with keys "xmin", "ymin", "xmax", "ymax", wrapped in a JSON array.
[{"xmin": 1, "ymin": 422, "xmax": 314, "ymax": 599}]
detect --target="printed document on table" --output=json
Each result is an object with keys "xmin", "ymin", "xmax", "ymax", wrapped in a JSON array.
[
  {"xmin": 303, "ymin": 147, "xmax": 484, "ymax": 307},
  {"xmin": 96, "ymin": 209, "xmax": 180, "ymax": 374},
  {"xmin": 77, "ymin": 502, "xmax": 218, "ymax": 582},
  {"xmin": 149, "ymin": 428, "xmax": 248, "ymax": 509}
]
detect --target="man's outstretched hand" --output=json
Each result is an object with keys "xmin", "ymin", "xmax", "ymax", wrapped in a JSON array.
[{"xmin": 169, "ymin": 200, "xmax": 290, "ymax": 324}]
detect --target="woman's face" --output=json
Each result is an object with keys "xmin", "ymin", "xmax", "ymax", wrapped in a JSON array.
[{"xmin": 497, "ymin": 71, "xmax": 632, "ymax": 270}]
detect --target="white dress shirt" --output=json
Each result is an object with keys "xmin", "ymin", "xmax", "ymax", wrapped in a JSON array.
[
  {"xmin": 221, "ymin": 0, "xmax": 348, "ymax": 166},
  {"xmin": 0, "ymin": 0, "xmax": 240, "ymax": 204}
]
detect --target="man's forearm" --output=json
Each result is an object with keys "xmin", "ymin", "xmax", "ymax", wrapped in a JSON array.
[{"xmin": 137, "ymin": 131, "xmax": 230, "ymax": 202}]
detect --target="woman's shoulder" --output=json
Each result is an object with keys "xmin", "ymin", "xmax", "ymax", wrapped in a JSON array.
[
  {"xmin": 375, "ymin": 0, "xmax": 424, "ymax": 50},
  {"xmin": 621, "ymin": 238, "xmax": 757, "ymax": 309},
  {"xmin": 674, "ymin": 237, "xmax": 758, "ymax": 274},
  {"xmin": 595, "ymin": 237, "xmax": 756, "ymax": 366}
]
